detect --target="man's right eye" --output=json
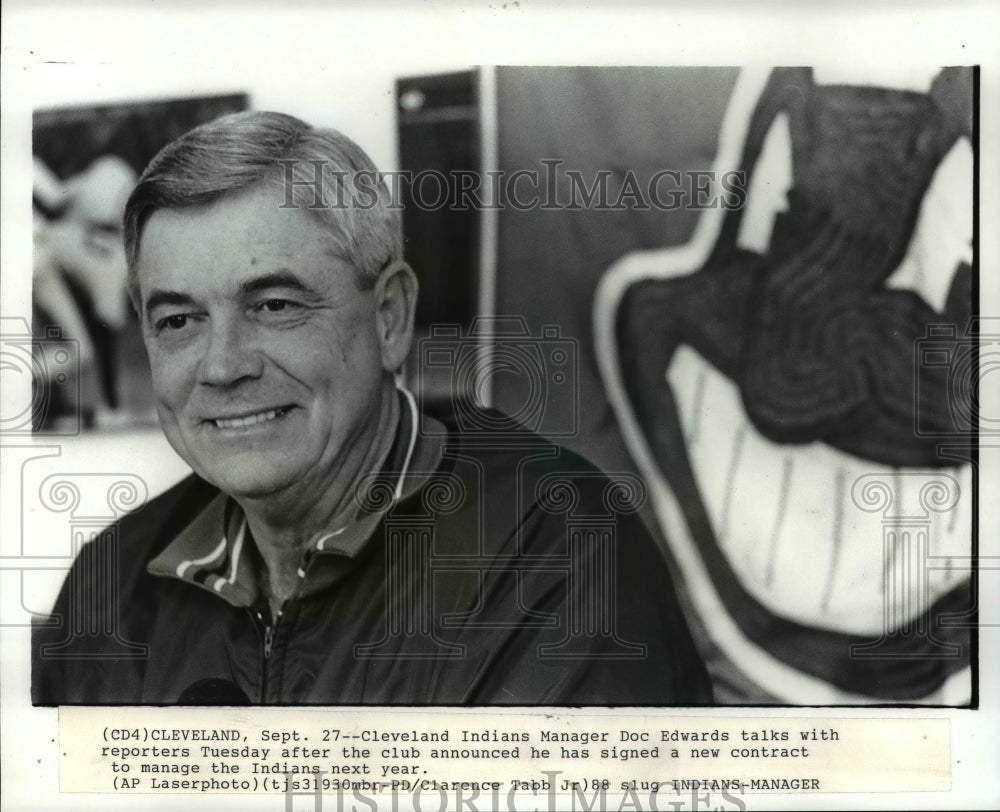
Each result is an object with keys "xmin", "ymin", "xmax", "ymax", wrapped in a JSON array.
[{"xmin": 156, "ymin": 314, "xmax": 190, "ymax": 332}]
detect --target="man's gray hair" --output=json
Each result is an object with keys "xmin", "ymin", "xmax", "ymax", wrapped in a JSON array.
[{"xmin": 123, "ymin": 110, "xmax": 401, "ymax": 307}]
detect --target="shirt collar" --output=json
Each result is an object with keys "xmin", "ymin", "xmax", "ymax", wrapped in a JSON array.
[{"xmin": 147, "ymin": 388, "xmax": 447, "ymax": 607}]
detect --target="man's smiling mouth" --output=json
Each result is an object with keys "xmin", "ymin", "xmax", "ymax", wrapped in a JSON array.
[{"xmin": 209, "ymin": 406, "xmax": 293, "ymax": 430}]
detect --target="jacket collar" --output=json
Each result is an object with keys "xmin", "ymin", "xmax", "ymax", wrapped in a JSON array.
[{"xmin": 147, "ymin": 388, "xmax": 446, "ymax": 607}]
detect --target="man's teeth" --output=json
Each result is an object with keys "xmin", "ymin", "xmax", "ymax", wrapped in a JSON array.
[{"xmin": 214, "ymin": 409, "xmax": 284, "ymax": 429}]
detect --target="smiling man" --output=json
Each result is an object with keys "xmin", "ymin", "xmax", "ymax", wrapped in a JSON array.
[
  {"xmin": 32, "ymin": 111, "xmax": 711, "ymax": 705},
  {"xmin": 136, "ymin": 181, "xmax": 406, "ymax": 619}
]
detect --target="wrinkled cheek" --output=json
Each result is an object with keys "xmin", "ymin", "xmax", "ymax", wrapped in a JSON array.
[
  {"xmin": 146, "ymin": 347, "xmax": 195, "ymax": 411},
  {"xmin": 150, "ymin": 383, "xmax": 185, "ymax": 436},
  {"xmin": 149, "ymin": 366, "xmax": 183, "ymax": 412},
  {"xmin": 153, "ymin": 402, "xmax": 191, "ymax": 465}
]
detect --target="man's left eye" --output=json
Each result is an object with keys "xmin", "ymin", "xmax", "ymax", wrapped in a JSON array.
[{"xmin": 256, "ymin": 299, "xmax": 296, "ymax": 314}]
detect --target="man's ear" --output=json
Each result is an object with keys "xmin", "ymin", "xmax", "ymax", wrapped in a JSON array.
[{"xmin": 373, "ymin": 259, "xmax": 418, "ymax": 373}]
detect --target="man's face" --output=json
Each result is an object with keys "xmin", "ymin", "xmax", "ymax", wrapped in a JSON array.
[{"xmin": 135, "ymin": 183, "xmax": 388, "ymax": 500}]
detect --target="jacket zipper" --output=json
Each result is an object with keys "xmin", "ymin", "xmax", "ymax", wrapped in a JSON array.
[
  {"xmin": 249, "ymin": 609, "xmax": 274, "ymax": 702},
  {"xmin": 256, "ymin": 604, "xmax": 287, "ymax": 702},
  {"xmin": 263, "ymin": 624, "xmax": 275, "ymax": 658}
]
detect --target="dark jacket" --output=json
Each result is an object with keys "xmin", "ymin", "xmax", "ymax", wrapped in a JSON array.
[{"xmin": 32, "ymin": 411, "xmax": 712, "ymax": 705}]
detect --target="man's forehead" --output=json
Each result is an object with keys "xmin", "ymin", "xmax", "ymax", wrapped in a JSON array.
[
  {"xmin": 135, "ymin": 191, "xmax": 355, "ymax": 293},
  {"xmin": 141, "ymin": 184, "xmax": 333, "ymax": 245}
]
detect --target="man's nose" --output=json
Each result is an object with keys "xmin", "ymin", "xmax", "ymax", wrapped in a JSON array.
[{"xmin": 197, "ymin": 314, "xmax": 263, "ymax": 386}]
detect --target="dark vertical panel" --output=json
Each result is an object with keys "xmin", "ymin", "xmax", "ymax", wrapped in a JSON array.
[{"xmin": 493, "ymin": 66, "xmax": 739, "ymax": 472}]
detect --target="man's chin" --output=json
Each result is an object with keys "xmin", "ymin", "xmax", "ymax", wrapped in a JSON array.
[
  {"xmin": 182, "ymin": 447, "xmax": 302, "ymax": 499},
  {"xmin": 199, "ymin": 468, "xmax": 298, "ymax": 501}
]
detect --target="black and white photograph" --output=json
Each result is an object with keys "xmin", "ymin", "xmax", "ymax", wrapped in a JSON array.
[{"xmin": 1, "ymin": 2, "xmax": 997, "ymax": 811}]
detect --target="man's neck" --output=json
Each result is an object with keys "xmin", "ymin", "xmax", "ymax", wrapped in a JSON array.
[{"xmin": 238, "ymin": 380, "xmax": 402, "ymax": 616}]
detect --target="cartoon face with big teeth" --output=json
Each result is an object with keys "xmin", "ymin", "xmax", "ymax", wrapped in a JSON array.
[{"xmin": 596, "ymin": 67, "xmax": 975, "ymax": 702}]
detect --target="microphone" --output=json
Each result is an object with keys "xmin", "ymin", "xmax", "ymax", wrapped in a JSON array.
[{"xmin": 177, "ymin": 678, "xmax": 252, "ymax": 705}]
